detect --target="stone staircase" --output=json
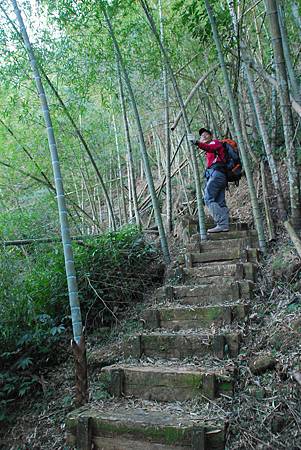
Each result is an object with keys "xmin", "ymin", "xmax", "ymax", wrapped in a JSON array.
[{"xmin": 65, "ymin": 221, "xmax": 259, "ymax": 450}]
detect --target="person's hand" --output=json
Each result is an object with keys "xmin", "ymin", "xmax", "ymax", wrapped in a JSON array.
[{"xmin": 187, "ymin": 133, "xmax": 198, "ymax": 145}]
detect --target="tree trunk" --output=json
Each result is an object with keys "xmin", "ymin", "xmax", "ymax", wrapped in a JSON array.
[
  {"xmin": 265, "ymin": 0, "xmax": 301, "ymax": 228},
  {"xmin": 103, "ymin": 6, "xmax": 170, "ymax": 263},
  {"xmin": 11, "ymin": 0, "xmax": 87, "ymax": 404},
  {"xmin": 205, "ymin": 0, "xmax": 266, "ymax": 252},
  {"xmin": 72, "ymin": 335, "xmax": 88, "ymax": 406}
]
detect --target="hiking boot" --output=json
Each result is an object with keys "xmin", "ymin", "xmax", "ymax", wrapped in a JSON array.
[{"xmin": 207, "ymin": 225, "xmax": 229, "ymax": 233}]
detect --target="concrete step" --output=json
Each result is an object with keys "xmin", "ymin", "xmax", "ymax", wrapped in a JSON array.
[
  {"xmin": 66, "ymin": 404, "xmax": 226, "ymax": 450},
  {"xmin": 122, "ymin": 330, "xmax": 241, "ymax": 360},
  {"xmin": 155, "ymin": 281, "xmax": 254, "ymax": 306},
  {"xmin": 142, "ymin": 304, "xmax": 249, "ymax": 331},
  {"xmin": 101, "ymin": 363, "xmax": 234, "ymax": 402}
]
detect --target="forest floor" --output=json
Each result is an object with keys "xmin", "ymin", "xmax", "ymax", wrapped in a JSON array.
[{"xmin": 1, "ymin": 177, "xmax": 301, "ymax": 449}]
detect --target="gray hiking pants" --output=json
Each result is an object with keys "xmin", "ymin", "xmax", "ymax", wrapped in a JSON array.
[{"xmin": 204, "ymin": 169, "xmax": 229, "ymax": 228}]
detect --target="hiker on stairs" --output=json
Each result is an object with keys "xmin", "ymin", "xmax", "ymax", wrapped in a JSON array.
[{"xmin": 189, "ymin": 128, "xmax": 229, "ymax": 233}]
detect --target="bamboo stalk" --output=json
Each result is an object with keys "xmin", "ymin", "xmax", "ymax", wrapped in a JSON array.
[{"xmin": 103, "ymin": 6, "xmax": 170, "ymax": 263}]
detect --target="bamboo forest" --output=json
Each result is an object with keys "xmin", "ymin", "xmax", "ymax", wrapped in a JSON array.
[{"xmin": 0, "ymin": 0, "xmax": 301, "ymax": 448}]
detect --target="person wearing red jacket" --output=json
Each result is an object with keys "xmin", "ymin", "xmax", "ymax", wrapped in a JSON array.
[{"xmin": 189, "ymin": 127, "xmax": 229, "ymax": 233}]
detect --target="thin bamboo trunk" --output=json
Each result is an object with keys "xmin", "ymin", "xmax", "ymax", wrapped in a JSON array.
[
  {"xmin": 159, "ymin": 0, "xmax": 172, "ymax": 233},
  {"xmin": 260, "ymin": 159, "xmax": 276, "ymax": 241},
  {"xmin": 170, "ymin": 64, "xmax": 219, "ymax": 131},
  {"xmin": 265, "ymin": 0, "xmax": 301, "ymax": 227},
  {"xmin": 238, "ymin": 86, "xmax": 259, "ymax": 164},
  {"xmin": 277, "ymin": 2, "xmax": 301, "ymax": 104},
  {"xmin": 0, "ymin": 118, "xmax": 53, "ymax": 189},
  {"xmin": 140, "ymin": 0, "xmax": 207, "ymax": 240},
  {"xmin": 243, "ymin": 61, "xmax": 286, "ymax": 218},
  {"xmin": 154, "ymin": 130, "xmax": 162, "ymax": 179},
  {"xmin": 116, "ymin": 61, "xmax": 140, "ymax": 227},
  {"xmin": 291, "ymin": 1, "xmax": 301, "ymax": 32},
  {"xmin": 253, "ymin": 9, "xmax": 265, "ymax": 64},
  {"xmin": 103, "ymin": 6, "xmax": 170, "ymax": 263},
  {"xmin": 126, "ymin": 160, "xmax": 133, "ymax": 219},
  {"xmin": 139, "ymin": 112, "xmax": 198, "ymax": 213},
  {"xmin": 112, "ymin": 113, "xmax": 128, "ymax": 224},
  {"xmin": 205, "ymin": 0, "xmax": 266, "ymax": 252},
  {"xmin": 247, "ymin": 55, "xmax": 301, "ymax": 118},
  {"xmin": 41, "ymin": 70, "xmax": 116, "ymax": 230},
  {"xmin": 271, "ymin": 80, "xmax": 278, "ymax": 149},
  {"xmin": 11, "ymin": 0, "xmax": 87, "ymax": 405},
  {"xmin": 284, "ymin": 220, "xmax": 301, "ymax": 258}
]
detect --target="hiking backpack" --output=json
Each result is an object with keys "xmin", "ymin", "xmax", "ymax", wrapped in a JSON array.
[{"xmin": 221, "ymin": 138, "xmax": 243, "ymax": 185}]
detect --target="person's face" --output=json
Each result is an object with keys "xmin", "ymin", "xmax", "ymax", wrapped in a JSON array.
[{"xmin": 200, "ymin": 131, "xmax": 212, "ymax": 143}]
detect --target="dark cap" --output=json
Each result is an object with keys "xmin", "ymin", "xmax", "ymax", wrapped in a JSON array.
[{"xmin": 199, "ymin": 127, "xmax": 212, "ymax": 137}]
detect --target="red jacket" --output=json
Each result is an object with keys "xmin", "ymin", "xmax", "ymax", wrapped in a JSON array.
[{"xmin": 197, "ymin": 139, "xmax": 225, "ymax": 169}]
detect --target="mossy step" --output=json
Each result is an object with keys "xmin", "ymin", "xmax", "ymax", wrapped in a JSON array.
[
  {"xmin": 155, "ymin": 281, "xmax": 254, "ymax": 306},
  {"xmin": 142, "ymin": 304, "xmax": 249, "ymax": 331},
  {"xmin": 101, "ymin": 363, "xmax": 234, "ymax": 402},
  {"xmin": 182, "ymin": 248, "xmax": 260, "ymax": 267},
  {"xmin": 186, "ymin": 234, "xmax": 258, "ymax": 253},
  {"xmin": 182, "ymin": 262, "xmax": 257, "ymax": 283},
  {"xmin": 122, "ymin": 331, "xmax": 241, "ymax": 359},
  {"xmin": 66, "ymin": 405, "xmax": 225, "ymax": 449}
]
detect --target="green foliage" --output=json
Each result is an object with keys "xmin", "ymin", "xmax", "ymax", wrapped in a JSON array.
[
  {"xmin": 0, "ymin": 221, "xmax": 162, "ymax": 422},
  {"xmin": 0, "ymin": 191, "xmax": 58, "ymax": 240},
  {"xmin": 172, "ymin": 0, "xmax": 231, "ymax": 45}
]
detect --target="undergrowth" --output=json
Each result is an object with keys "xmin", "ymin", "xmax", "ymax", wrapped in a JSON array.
[{"xmin": 0, "ymin": 225, "xmax": 163, "ymax": 423}]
